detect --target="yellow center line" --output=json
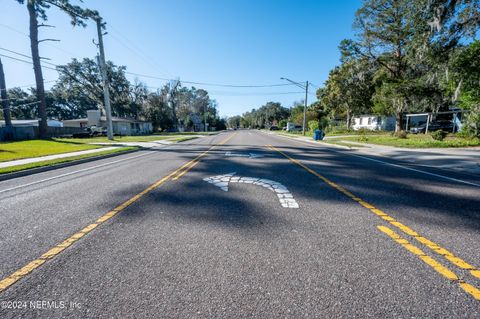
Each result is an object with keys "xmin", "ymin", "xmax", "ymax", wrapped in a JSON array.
[
  {"xmin": 378, "ymin": 226, "xmax": 480, "ymax": 300},
  {"xmin": 0, "ymin": 133, "xmax": 236, "ymax": 293},
  {"xmin": 172, "ymin": 132, "xmax": 236, "ymax": 181},
  {"xmin": 266, "ymin": 144, "xmax": 480, "ymax": 282}
]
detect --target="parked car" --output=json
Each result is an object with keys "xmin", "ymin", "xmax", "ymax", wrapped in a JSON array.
[
  {"xmin": 288, "ymin": 125, "xmax": 303, "ymax": 132},
  {"xmin": 72, "ymin": 126, "xmax": 107, "ymax": 138},
  {"xmin": 409, "ymin": 121, "xmax": 453, "ymax": 134},
  {"xmin": 269, "ymin": 126, "xmax": 279, "ymax": 131}
]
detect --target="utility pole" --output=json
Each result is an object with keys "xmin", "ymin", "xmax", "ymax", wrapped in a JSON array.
[
  {"xmin": 168, "ymin": 79, "xmax": 180, "ymax": 131},
  {"xmin": 0, "ymin": 57, "xmax": 13, "ymax": 140},
  {"xmin": 303, "ymin": 81, "xmax": 309, "ymax": 136},
  {"xmin": 204, "ymin": 105, "xmax": 207, "ymax": 132},
  {"xmin": 95, "ymin": 17, "xmax": 113, "ymax": 140},
  {"xmin": 280, "ymin": 77, "xmax": 309, "ymax": 135}
]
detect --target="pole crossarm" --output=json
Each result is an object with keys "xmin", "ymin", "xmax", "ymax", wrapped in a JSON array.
[
  {"xmin": 280, "ymin": 77, "xmax": 309, "ymax": 136},
  {"xmin": 280, "ymin": 77, "xmax": 307, "ymax": 90}
]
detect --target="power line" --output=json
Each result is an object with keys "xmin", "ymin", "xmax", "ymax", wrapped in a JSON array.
[
  {"xmin": 0, "ymin": 54, "xmax": 58, "ymax": 71},
  {"xmin": 1, "ymin": 47, "xmax": 298, "ymax": 90},
  {"xmin": 0, "ymin": 45, "xmax": 318, "ymax": 98},
  {"xmin": 0, "ymin": 80, "xmax": 56, "ymax": 92},
  {"xmin": 125, "ymin": 71, "xmax": 295, "ymax": 88},
  {"xmin": 108, "ymin": 26, "xmax": 174, "ymax": 79},
  {"xmin": 0, "ymin": 47, "xmax": 59, "ymax": 67},
  {"xmin": 0, "ymin": 100, "xmax": 41, "ymax": 110},
  {"xmin": 206, "ymin": 91, "xmax": 305, "ymax": 96}
]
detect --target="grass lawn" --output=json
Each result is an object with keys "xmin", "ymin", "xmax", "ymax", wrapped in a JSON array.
[
  {"xmin": 0, "ymin": 147, "xmax": 137, "ymax": 175},
  {"xmin": 0, "ymin": 140, "xmax": 100, "ymax": 162},
  {"xmin": 323, "ymin": 140, "xmax": 368, "ymax": 148},
  {"xmin": 269, "ymin": 129, "xmax": 388, "ymax": 138},
  {"xmin": 325, "ymin": 130, "xmax": 390, "ymax": 137},
  {"xmin": 154, "ymin": 132, "xmax": 218, "ymax": 136},
  {"xmin": 0, "ymin": 133, "xmax": 205, "ymax": 163},
  {"xmin": 339, "ymin": 134, "xmax": 480, "ymax": 148},
  {"xmin": 55, "ymin": 135, "xmax": 178, "ymax": 144},
  {"xmin": 55, "ymin": 134, "xmax": 203, "ymax": 144},
  {"xmin": 167, "ymin": 136, "xmax": 199, "ymax": 143}
]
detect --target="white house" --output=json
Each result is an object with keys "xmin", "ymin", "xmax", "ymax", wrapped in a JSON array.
[
  {"xmin": 352, "ymin": 115, "xmax": 395, "ymax": 131},
  {"xmin": 63, "ymin": 110, "xmax": 152, "ymax": 135}
]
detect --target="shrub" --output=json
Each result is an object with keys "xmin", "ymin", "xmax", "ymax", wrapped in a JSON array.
[
  {"xmin": 431, "ymin": 130, "xmax": 447, "ymax": 141},
  {"xmin": 394, "ymin": 130, "xmax": 408, "ymax": 139},
  {"xmin": 308, "ymin": 120, "xmax": 319, "ymax": 132},
  {"xmin": 358, "ymin": 135, "xmax": 369, "ymax": 142},
  {"xmin": 461, "ymin": 105, "xmax": 480, "ymax": 137},
  {"xmin": 357, "ymin": 128, "xmax": 370, "ymax": 135}
]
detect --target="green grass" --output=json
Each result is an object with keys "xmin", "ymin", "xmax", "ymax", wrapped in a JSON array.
[
  {"xmin": 338, "ymin": 134, "xmax": 480, "ymax": 148},
  {"xmin": 0, "ymin": 133, "xmax": 203, "ymax": 164},
  {"xmin": 55, "ymin": 135, "xmax": 177, "ymax": 144},
  {"xmin": 325, "ymin": 130, "xmax": 390, "ymax": 137},
  {"xmin": 269, "ymin": 129, "xmax": 388, "ymax": 138},
  {"xmin": 323, "ymin": 140, "xmax": 368, "ymax": 148},
  {"xmin": 154, "ymin": 131, "xmax": 218, "ymax": 136},
  {"xmin": 56, "ymin": 134, "xmax": 205, "ymax": 144},
  {"xmin": 0, "ymin": 140, "xmax": 100, "ymax": 162},
  {"xmin": 269, "ymin": 129, "xmax": 480, "ymax": 148},
  {"xmin": 0, "ymin": 147, "xmax": 137, "ymax": 175},
  {"xmin": 168, "ymin": 136, "xmax": 199, "ymax": 143}
]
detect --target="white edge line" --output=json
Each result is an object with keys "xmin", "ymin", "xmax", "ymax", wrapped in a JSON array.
[
  {"xmin": 0, "ymin": 152, "xmax": 152, "ymax": 194},
  {"xmin": 267, "ymin": 131, "xmax": 480, "ymax": 188},
  {"xmin": 349, "ymin": 153, "xmax": 480, "ymax": 188},
  {"xmin": 0, "ymin": 133, "xmax": 225, "ymax": 194}
]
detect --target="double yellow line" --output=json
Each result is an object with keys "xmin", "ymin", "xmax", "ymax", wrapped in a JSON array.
[
  {"xmin": 0, "ymin": 133, "xmax": 236, "ymax": 293},
  {"xmin": 267, "ymin": 144, "xmax": 480, "ymax": 301}
]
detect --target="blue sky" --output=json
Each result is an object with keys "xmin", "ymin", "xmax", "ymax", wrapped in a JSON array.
[{"xmin": 0, "ymin": 0, "xmax": 361, "ymax": 117}]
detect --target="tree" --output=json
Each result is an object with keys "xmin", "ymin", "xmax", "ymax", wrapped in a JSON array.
[
  {"xmin": 129, "ymin": 79, "xmax": 148, "ymax": 120},
  {"xmin": 6, "ymin": 87, "xmax": 38, "ymax": 119},
  {"xmin": 227, "ymin": 115, "xmax": 241, "ymax": 128},
  {"xmin": 52, "ymin": 58, "xmax": 131, "ymax": 119},
  {"xmin": 16, "ymin": 0, "xmax": 96, "ymax": 138},
  {"xmin": 142, "ymin": 88, "xmax": 174, "ymax": 131},
  {"xmin": 321, "ymin": 58, "xmax": 375, "ymax": 129},
  {"xmin": 426, "ymin": 0, "xmax": 480, "ymax": 50},
  {"xmin": 345, "ymin": 0, "xmax": 417, "ymax": 131}
]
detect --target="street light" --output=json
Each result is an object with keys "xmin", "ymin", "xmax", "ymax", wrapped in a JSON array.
[{"xmin": 280, "ymin": 77, "xmax": 309, "ymax": 136}]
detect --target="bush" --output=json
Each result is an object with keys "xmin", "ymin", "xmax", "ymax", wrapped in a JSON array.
[
  {"xmin": 431, "ymin": 130, "xmax": 447, "ymax": 141},
  {"xmin": 461, "ymin": 105, "xmax": 480, "ymax": 137},
  {"xmin": 357, "ymin": 128, "xmax": 371, "ymax": 135},
  {"xmin": 358, "ymin": 134, "xmax": 369, "ymax": 142},
  {"xmin": 308, "ymin": 120, "xmax": 319, "ymax": 132},
  {"xmin": 325, "ymin": 126, "xmax": 352, "ymax": 134},
  {"xmin": 394, "ymin": 130, "xmax": 408, "ymax": 139}
]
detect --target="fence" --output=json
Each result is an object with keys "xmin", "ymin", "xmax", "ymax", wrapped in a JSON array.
[{"xmin": 0, "ymin": 126, "xmax": 85, "ymax": 141}]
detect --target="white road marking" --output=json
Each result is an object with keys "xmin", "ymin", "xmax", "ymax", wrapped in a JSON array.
[
  {"xmin": 225, "ymin": 151, "xmax": 264, "ymax": 159},
  {"xmin": 348, "ymin": 153, "xmax": 480, "ymax": 188},
  {"xmin": 204, "ymin": 172, "xmax": 299, "ymax": 208},
  {"xmin": 267, "ymin": 131, "xmax": 480, "ymax": 188},
  {"xmin": 0, "ymin": 152, "xmax": 152, "ymax": 194}
]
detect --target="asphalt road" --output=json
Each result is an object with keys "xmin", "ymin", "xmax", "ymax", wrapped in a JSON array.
[{"xmin": 0, "ymin": 130, "xmax": 479, "ymax": 318}]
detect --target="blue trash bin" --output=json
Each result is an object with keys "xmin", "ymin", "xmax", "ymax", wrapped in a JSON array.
[{"xmin": 313, "ymin": 129, "xmax": 324, "ymax": 141}]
